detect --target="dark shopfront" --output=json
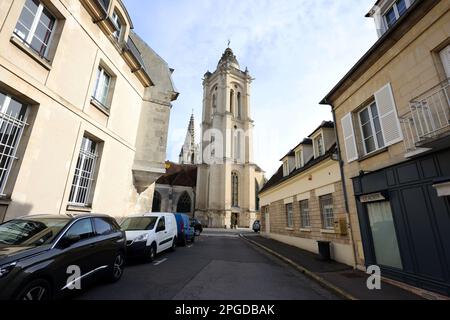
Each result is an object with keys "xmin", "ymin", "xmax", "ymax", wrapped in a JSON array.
[{"xmin": 353, "ymin": 148, "xmax": 450, "ymax": 296}]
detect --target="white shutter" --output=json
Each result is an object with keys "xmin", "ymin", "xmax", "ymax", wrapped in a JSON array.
[
  {"xmin": 439, "ymin": 45, "xmax": 450, "ymax": 79},
  {"xmin": 374, "ymin": 83, "xmax": 403, "ymax": 147},
  {"xmin": 341, "ymin": 113, "xmax": 358, "ymax": 163}
]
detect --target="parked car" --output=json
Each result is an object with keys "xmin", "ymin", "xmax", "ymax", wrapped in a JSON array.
[
  {"xmin": 0, "ymin": 214, "xmax": 126, "ymax": 301},
  {"xmin": 190, "ymin": 218, "xmax": 203, "ymax": 236},
  {"xmin": 174, "ymin": 213, "xmax": 195, "ymax": 246},
  {"xmin": 120, "ymin": 213, "xmax": 177, "ymax": 262},
  {"xmin": 253, "ymin": 220, "xmax": 261, "ymax": 233}
]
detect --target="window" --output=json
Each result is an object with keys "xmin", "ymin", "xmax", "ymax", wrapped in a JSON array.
[
  {"xmin": 234, "ymin": 131, "xmax": 241, "ymax": 161},
  {"xmin": 358, "ymin": 101, "xmax": 385, "ymax": 155},
  {"xmin": 0, "ymin": 92, "xmax": 28, "ymax": 196},
  {"xmin": 299, "ymin": 200, "xmax": 311, "ymax": 228},
  {"xmin": 383, "ymin": 0, "xmax": 413, "ymax": 29},
  {"xmin": 440, "ymin": 45, "xmax": 450, "ymax": 79},
  {"xmin": 111, "ymin": 11, "xmax": 123, "ymax": 41},
  {"xmin": 212, "ymin": 94, "xmax": 217, "ymax": 110},
  {"xmin": 232, "ymin": 172, "xmax": 239, "ymax": 207},
  {"xmin": 283, "ymin": 160, "xmax": 289, "ymax": 177},
  {"xmin": 94, "ymin": 218, "xmax": 113, "ymax": 236},
  {"xmin": 285, "ymin": 203, "xmax": 293, "ymax": 228},
  {"xmin": 65, "ymin": 219, "xmax": 94, "ymax": 241},
  {"xmin": 320, "ymin": 194, "xmax": 334, "ymax": 230},
  {"xmin": 177, "ymin": 192, "xmax": 192, "ymax": 214},
  {"xmin": 211, "ymin": 135, "xmax": 215, "ymax": 157},
  {"xmin": 156, "ymin": 217, "xmax": 165, "ymax": 231},
  {"xmin": 14, "ymin": 0, "xmax": 57, "ymax": 58},
  {"xmin": 255, "ymin": 180, "xmax": 260, "ymax": 211},
  {"xmin": 68, "ymin": 137, "xmax": 99, "ymax": 207},
  {"xmin": 237, "ymin": 92, "xmax": 242, "ymax": 118},
  {"xmin": 92, "ymin": 66, "xmax": 112, "ymax": 108},
  {"xmin": 314, "ymin": 134, "xmax": 324, "ymax": 157},
  {"xmin": 230, "ymin": 90, "xmax": 234, "ymax": 113},
  {"xmin": 295, "ymin": 150, "xmax": 303, "ymax": 168}
]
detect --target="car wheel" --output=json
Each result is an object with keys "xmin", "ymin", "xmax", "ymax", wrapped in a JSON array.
[
  {"xmin": 109, "ymin": 253, "xmax": 125, "ymax": 283},
  {"xmin": 146, "ymin": 245, "xmax": 156, "ymax": 263},
  {"xmin": 170, "ymin": 237, "xmax": 177, "ymax": 252},
  {"xmin": 16, "ymin": 279, "xmax": 52, "ymax": 301},
  {"xmin": 191, "ymin": 235, "xmax": 195, "ymax": 243},
  {"xmin": 195, "ymin": 230, "xmax": 201, "ymax": 236}
]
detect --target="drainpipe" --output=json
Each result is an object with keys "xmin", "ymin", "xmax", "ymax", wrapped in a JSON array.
[{"xmin": 324, "ymin": 99, "xmax": 358, "ymax": 269}]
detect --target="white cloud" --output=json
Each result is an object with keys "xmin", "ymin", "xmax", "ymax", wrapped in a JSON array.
[{"xmin": 124, "ymin": 0, "xmax": 377, "ymax": 176}]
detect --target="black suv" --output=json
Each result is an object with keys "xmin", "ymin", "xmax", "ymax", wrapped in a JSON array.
[{"xmin": 0, "ymin": 214, "xmax": 126, "ymax": 300}]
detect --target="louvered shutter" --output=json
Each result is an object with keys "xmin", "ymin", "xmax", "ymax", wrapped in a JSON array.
[
  {"xmin": 374, "ymin": 83, "xmax": 403, "ymax": 147},
  {"xmin": 440, "ymin": 45, "xmax": 450, "ymax": 79},
  {"xmin": 341, "ymin": 113, "xmax": 358, "ymax": 163}
]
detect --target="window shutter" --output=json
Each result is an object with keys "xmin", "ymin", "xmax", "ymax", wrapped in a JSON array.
[
  {"xmin": 374, "ymin": 83, "xmax": 403, "ymax": 147},
  {"xmin": 439, "ymin": 45, "xmax": 450, "ymax": 79},
  {"xmin": 341, "ymin": 113, "xmax": 358, "ymax": 163}
]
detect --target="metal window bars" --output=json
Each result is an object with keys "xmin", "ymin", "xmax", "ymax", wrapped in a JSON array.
[
  {"xmin": 68, "ymin": 138, "xmax": 98, "ymax": 206},
  {"xmin": 300, "ymin": 200, "xmax": 311, "ymax": 228},
  {"xmin": 0, "ymin": 96, "xmax": 28, "ymax": 196},
  {"xmin": 320, "ymin": 195, "xmax": 334, "ymax": 230},
  {"xmin": 400, "ymin": 79, "xmax": 450, "ymax": 153}
]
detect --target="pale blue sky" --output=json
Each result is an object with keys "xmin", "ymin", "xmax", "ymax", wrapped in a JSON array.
[{"xmin": 123, "ymin": 0, "xmax": 378, "ymax": 176}]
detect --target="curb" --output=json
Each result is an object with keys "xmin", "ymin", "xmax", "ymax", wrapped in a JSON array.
[{"xmin": 240, "ymin": 234, "xmax": 358, "ymax": 300}]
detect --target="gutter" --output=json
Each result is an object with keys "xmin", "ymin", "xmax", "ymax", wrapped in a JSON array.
[{"xmin": 322, "ymin": 99, "xmax": 358, "ymax": 269}]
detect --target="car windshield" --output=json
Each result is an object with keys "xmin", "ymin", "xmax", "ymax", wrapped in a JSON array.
[
  {"xmin": 121, "ymin": 217, "xmax": 158, "ymax": 231},
  {"xmin": 0, "ymin": 218, "xmax": 69, "ymax": 246}
]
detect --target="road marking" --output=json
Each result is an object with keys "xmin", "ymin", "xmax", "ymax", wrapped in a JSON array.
[{"xmin": 153, "ymin": 258, "xmax": 168, "ymax": 266}]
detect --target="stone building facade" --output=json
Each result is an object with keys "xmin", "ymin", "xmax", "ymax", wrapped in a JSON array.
[
  {"xmin": 0, "ymin": 0, "xmax": 177, "ymax": 222},
  {"xmin": 320, "ymin": 0, "xmax": 450, "ymax": 295},
  {"xmin": 259, "ymin": 122, "xmax": 354, "ymax": 266}
]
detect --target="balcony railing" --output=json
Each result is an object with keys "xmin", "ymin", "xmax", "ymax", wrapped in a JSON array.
[{"xmin": 400, "ymin": 79, "xmax": 450, "ymax": 154}]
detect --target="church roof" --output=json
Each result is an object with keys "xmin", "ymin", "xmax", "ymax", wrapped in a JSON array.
[
  {"xmin": 217, "ymin": 47, "xmax": 240, "ymax": 70},
  {"xmin": 156, "ymin": 162, "xmax": 197, "ymax": 187}
]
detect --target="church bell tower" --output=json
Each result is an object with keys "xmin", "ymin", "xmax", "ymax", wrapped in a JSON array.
[{"xmin": 195, "ymin": 47, "xmax": 265, "ymax": 228}]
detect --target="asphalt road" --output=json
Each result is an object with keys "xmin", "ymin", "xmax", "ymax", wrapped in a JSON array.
[{"xmin": 74, "ymin": 229, "xmax": 339, "ymax": 300}]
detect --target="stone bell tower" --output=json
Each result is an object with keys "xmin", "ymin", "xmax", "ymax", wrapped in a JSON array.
[{"xmin": 195, "ymin": 47, "xmax": 265, "ymax": 228}]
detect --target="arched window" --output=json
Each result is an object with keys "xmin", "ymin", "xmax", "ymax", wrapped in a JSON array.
[
  {"xmin": 237, "ymin": 92, "xmax": 242, "ymax": 118},
  {"xmin": 177, "ymin": 191, "xmax": 192, "ymax": 214},
  {"xmin": 152, "ymin": 191, "xmax": 162, "ymax": 212},
  {"xmin": 230, "ymin": 90, "xmax": 234, "ymax": 113},
  {"xmin": 232, "ymin": 172, "xmax": 239, "ymax": 207}
]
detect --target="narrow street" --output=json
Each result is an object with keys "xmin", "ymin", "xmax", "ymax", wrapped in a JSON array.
[{"xmin": 74, "ymin": 230, "xmax": 339, "ymax": 300}]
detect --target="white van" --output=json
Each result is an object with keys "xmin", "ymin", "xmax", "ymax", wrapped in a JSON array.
[{"xmin": 120, "ymin": 213, "xmax": 178, "ymax": 262}]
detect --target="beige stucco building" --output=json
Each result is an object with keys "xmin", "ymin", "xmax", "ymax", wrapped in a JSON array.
[
  {"xmin": 320, "ymin": 0, "xmax": 450, "ymax": 295},
  {"xmin": 0, "ymin": 0, "xmax": 178, "ymax": 222},
  {"xmin": 195, "ymin": 48, "xmax": 265, "ymax": 228},
  {"xmin": 259, "ymin": 121, "xmax": 354, "ymax": 266}
]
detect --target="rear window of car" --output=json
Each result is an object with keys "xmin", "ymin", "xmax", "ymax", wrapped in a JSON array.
[
  {"xmin": 0, "ymin": 218, "xmax": 69, "ymax": 246},
  {"xmin": 121, "ymin": 217, "xmax": 158, "ymax": 231}
]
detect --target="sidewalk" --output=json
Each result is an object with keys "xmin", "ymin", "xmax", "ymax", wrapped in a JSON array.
[{"xmin": 242, "ymin": 234, "xmax": 425, "ymax": 300}]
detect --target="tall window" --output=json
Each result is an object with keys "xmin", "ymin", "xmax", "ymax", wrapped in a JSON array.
[
  {"xmin": 314, "ymin": 134, "xmax": 324, "ymax": 157},
  {"xmin": 230, "ymin": 90, "xmax": 234, "ymax": 113},
  {"xmin": 237, "ymin": 92, "xmax": 242, "ymax": 118},
  {"xmin": 232, "ymin": 172, "xmax": 239, "ymax": 207},
  {"xmin": 320, "ymin": 194, "xmax": 334, "ymax": 230},
  {"xmin": 234, "ymin": 131, "xmax": 242, "ymax": 161},
  {"xmin": 92, "ymin": 66, "xmax": 112, "ymax": 107},
  {"xmin": 285, "ymin": 203, "xmax": 293, "ymax": 228},
  {"xmin": 255, "ymin": 180, "xmax": 260, "ymax": 211},
  {"xmin": 69, "ymin": 137, "xmax": 99, "ymax": 206},
  {"xmin": 299, "ymin": 200, "xmax": 311, "ymax": 228},
  {"xmin": 358, "ymin": 101, "xmax": 385, "ymax": 155},
  {"xmin": 111, "ymin": 11, "xmax": 123, "ymax": 41},
  {"xmin": 14, "ymin": 0, "xmax": 57, "ymax": 58},
  {"xmin": 212, "ymin": 94, "xmax": 217, "ymax": 110},
  {"xmin": 0, "ymin": 92, "xmax": 28, "ymax": 196}
]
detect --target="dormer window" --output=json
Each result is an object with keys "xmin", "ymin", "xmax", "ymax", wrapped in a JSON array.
[
  {"xmin": 383, "ymin": 0, "xmax": 414, "ymax": 30},
  {"xmin": 111, "ymin": 11, "xmax": 123, "ymax": 41},
  {"xmin": 314, "ymin": 134, "xmax": 325, "ymax": 158},
  {"xmin": 295, "ymin": 150, "xmax": 303, "ymax": 168}
]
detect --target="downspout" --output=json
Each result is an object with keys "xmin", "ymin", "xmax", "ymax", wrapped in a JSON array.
[{"xmin": 325, "ymin": 99, "xmax": 358, "ymax": 269}]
